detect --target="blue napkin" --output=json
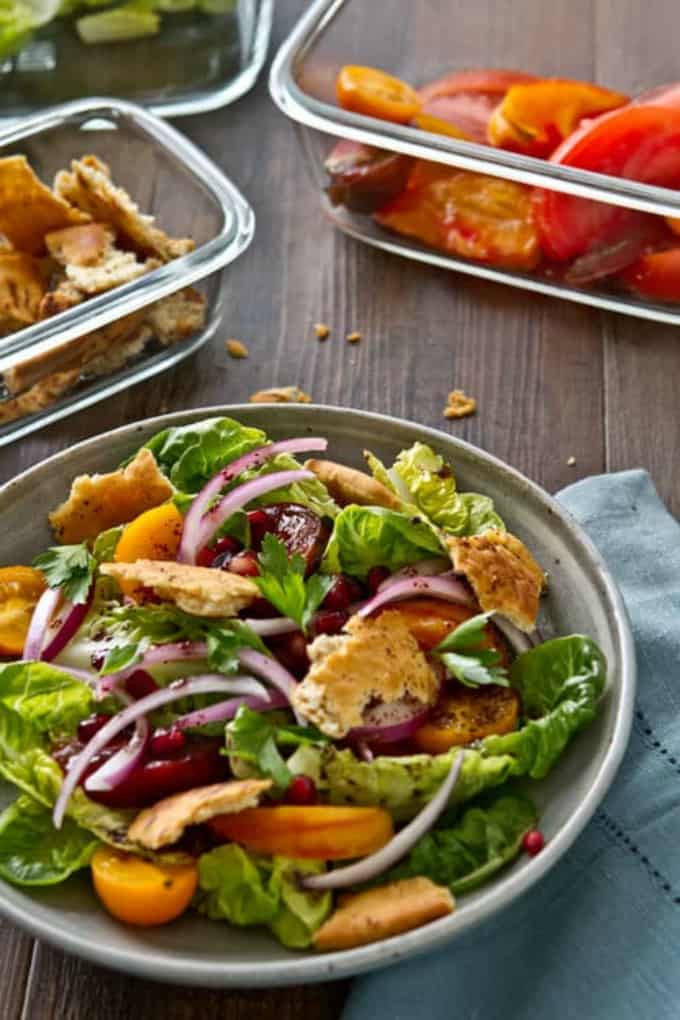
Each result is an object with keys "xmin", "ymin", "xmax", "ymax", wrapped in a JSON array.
[{"xmin": 344, "ymin": 470, "xmax": 680, "ymax": 1020}]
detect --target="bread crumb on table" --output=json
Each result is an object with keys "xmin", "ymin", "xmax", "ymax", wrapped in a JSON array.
[
  {"xmin": 567, "ymin": 456, "xmax": 576, "ymax": 466},
  {"xmin": 346, "ymin": 331, "xmax": 361, "ymax": 344},
  {"xmin": 314, "ymin": 323, "xmax": 330, "ymax": 341},
  {"xmin": 443, "ymin": 389, "xmax": 476, "ymax": 419},
  {"xmin": 249, "ymin": 386, "xmax": 312, "ymax": 404},
  {"xmin": 225, "ymin": 338, "xmax": 249, "ymax": 359}
]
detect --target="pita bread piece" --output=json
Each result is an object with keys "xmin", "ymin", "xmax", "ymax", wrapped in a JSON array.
[
  {"xmin": 448, "ymin": 529, "xmax": 545, "ymax": 632},
  {"xmin": 146, "ymin": 287, "xmax": 206, "ymax": 344},
  {"xmin": 54, "ymin": 155, "xmax": 194, "ymax": 262},
  {"xmin": 304, "ymin": 458, "xmax": 401, "ymax": 510},
  {"xmin": 314, "ymin": 877, "xmax": 454, "ymax": 951},
  {"xmin": 128, "ymin": 779, "xmax": 272, "ymax": 850},
  {"xmin": 0, "ymin": 368, "xmax": 80, "ymax": 425},
  {"xmin": 49, "ymin": 447, "xmax": 173, "ymax": 543},
  {"xmin": 100, "ymin": 559, "xmax": 259, "ymax": 617},
  {"xmin": 0, "ymin": 252, "xmax": 47, "ymax": 330},
  {"xmin": 0, "ymin": 155, "xmax": 88, "ymax": 255}
]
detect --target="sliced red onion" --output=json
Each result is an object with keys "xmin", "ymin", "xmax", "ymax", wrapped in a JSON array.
[
  {"xmin": 41, "ymin": 592, "xmax": 93, "ymax": 662},
  {"xmin": 348, "ymin": 700, "xmax": 431, "ymax": 746},
  {"xmin": 85, "ymin": 710, "xmax": 149, "ymax": 794},
  {"xmin": 243, "ymin": 616, "xmax": 299, "ymax": 637},
  {"xmin": 97, "ymin": 640, "xmax": 210, "ymax": 696},
  {"xmin": 175, "ymin": 688, "xmax": 289, "ymax": 730},
  {"xmin": 23, "ymin": 586, "xmax": 62, "ymax": 659},
  {"xmin": 178, "ymin": 437, "xmax": 327, "ymax": 565},
  {"xmin": 357, "ymin": 575, "xmax": 475, "ymax": 619},
  {"xmin": 378, "ymin": 559, "xmax": 451, "ymax": 589},
  {"xmin": 238, "ymin": 647, "xmax": 297, "ymax": 701},
  {"xmin": 491, "ymin": 615, "xmax": 535, "ymax": 655},
  {"xmin": 52, "ymin": 674, "xmax": 268, "ymax": 828},
  {"xmin": 301, "ymin": 751, "xmax": 465, "ymax": 891},
  {"xmin": 355, "ymin": 740, "xmax": 374, "ymax": 763}
]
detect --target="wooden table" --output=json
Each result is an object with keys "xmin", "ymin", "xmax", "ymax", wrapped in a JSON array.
[{"xmin": 1, "ymin": 1, "xmax": 678, "ymax": 1016}]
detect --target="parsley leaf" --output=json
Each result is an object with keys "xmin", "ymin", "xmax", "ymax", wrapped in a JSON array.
[
  {"xmin": 435, "ymin": 612, "xmax": 509, "ymax": 688},
  {"xmin": 97, "ymin": 604, "xmax": 266, "ymax": 677},
  {"xmin": 255, "ymin": 534, "xmax": 333, "ymax": 633},
  {"xmin": 226, "ymin": 707, "xmax": 329, "ymax": 791},
  {"xmin": 33, "ymin": 543, "xmax": 96, "ymax": 604}
]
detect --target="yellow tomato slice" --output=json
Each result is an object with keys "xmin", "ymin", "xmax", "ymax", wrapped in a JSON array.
[
  {"xmin": 208, "ymin": 805, "xmax": 394, "ymax": 860},
  {"xmin": 0, "ymin": 566, "xmax": 46, "ymax": 656},
  {"xmin": 337, "ymin": 65, "xmax": 421, "ymax": 124},
  {"xmin": 413, "ymin": 685, "xmax": 520, "ymax": 754},
  {"xmin": 91, "ymin": 847, "xmax": 197, "ymax": 927},
  {"xmin": 114, "ymin": 502, "xmax": 183, "ymax": 563}
]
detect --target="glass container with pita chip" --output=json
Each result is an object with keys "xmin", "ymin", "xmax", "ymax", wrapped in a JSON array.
[{"xmin": 0, "ymin": 97, "xmax": 254, "ymax": 445}]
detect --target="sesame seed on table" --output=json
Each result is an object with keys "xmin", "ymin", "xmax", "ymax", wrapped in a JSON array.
[{"xmin": 0, "ymin": 0, "xmax": 679, "ymax": 1017}]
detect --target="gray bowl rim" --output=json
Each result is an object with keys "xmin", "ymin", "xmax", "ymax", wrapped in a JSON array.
[{"xmin": 0, "ymin": 403, "xmax": 635, "ymax": 987}]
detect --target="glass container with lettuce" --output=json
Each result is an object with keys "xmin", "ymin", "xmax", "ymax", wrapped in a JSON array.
[{"xmin": 0, "ymin": 415, "xmax": 606, "ymax": 951}]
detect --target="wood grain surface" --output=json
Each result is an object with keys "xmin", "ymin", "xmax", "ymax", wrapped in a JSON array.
[{"xmin": 0, "ymin": 1, "xmax": 678, "ymax": 1017}]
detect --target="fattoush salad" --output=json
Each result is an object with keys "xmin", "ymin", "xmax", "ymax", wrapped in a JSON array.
[{"xmin": 0, "ymin": 417, "xmax": 606, "ymax": 951}]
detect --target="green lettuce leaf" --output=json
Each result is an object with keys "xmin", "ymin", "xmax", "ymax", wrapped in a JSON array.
[
  {"xmin": 382, "ymin": 789, "xmax": 536, "ymax": 894},
  {"xmin": 484, "ymin": 635, "xmax": 607, "ymax": 779},
  {"xmin": 195, "ymin": 844, "xmax": 331, "ymax": 949},
  {"xmin": 0, "ymin": 703, "xmax": 65, "ymax": 807},
  {"xmin": 0, "ymin": 661, "xmax": 93, "ymax": 736},
  {"xmin": 321, "ymin": 505, "xmax": 445, "ymax": 579},
  {"xmin": 288, "ymin": 634, "xmax": 606, "ymax": 816},
  {"xmin": 92, "ymin": 526, "xmax": 123, "ymax": 563},
  {"xmin": 365, "ymin": 442, "xmax": 504, "ymax": 536},
  {"xmin": 0, "ymin": 795, "xmax": 99, "ymax": 886},
  {"xmin": 226, "ymin": 706, "xmax": 328, "ymax": 790}
]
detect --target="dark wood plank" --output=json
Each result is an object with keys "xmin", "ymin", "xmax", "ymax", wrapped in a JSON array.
[{"xmin": 0, "ymin": 922, "xmax": 33, "ymax": 1020}]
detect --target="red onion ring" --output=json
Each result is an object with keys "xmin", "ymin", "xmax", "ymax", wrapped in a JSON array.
[
  {"xmin": 84, "ymin": 697, "xmax": 149, "ymax": 794},
  {"xmin": 178, "ymin": 437, "xmax": 327, "ymax": 564},
  {"xmin": 357, "ymin": 575, "xmax": 475, "ymax": 619},
  {"xmin": 348, "ymin": 703, "xmax": 431, "ymax": 746},
  {"xmin": 52, "ymin": 674, "xmax": 268, "ymax": 828},
  {"xmin": 175, "ymin": 688, "xmax": 289, "ymax": 730},
  {"xmin": 301, "ymin": 751, "xmax": 465, "ymax": 891},
  {"xmin": 23, "ymin": 587, "xmax": 62, "ymax": 660},
  {"xmin": 378, "ymin": 559, "xmax": 451, "ymax": 589},
  {"xmin": 237, "ymin": 647, "xmax": 297, "ymax": 702},
  {"xmin": 41, "ymin": 592, "xmax": 93, "ymax": 662},
  {"xmin": 491, "ymin": 615, "xmax": 536, "ymax": 654},
  {"xmin": 97, "ymin": 640, "xmax": 210, "ymax": 697},
  {"xmin": 243, "ymin": 616, "xmax": 299, "ymax": 637}
]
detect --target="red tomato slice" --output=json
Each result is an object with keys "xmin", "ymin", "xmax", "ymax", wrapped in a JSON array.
[
  {"xmin": 417, "ymin": 69, "xmax": 538, "ymax": 145},
  {"xmin": 620, "ymin": 248, "xmax": 680, "ymax": 301},
  {"xmin": 533, "ymin": 104, "xmax": 680, "ymax": 260}
]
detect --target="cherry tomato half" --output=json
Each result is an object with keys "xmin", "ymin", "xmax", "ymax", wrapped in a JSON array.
[
  {"xmin": 337, "ymin": 66, "xmax": 421, "ymax": 124},
  {"xmin": 620, "ymin": 248, "xmax": 680, "ymax": 302},
  {"xmin": 413, "ymin": 684, "xmax": 520, "ymax": 754},
  {"xmin": 91, "ymin": 847, "xmax": 197, "ymax": 927},
  {"xmin": 418, "ymin": 68, "xmax": 537, "ymax": 144}
]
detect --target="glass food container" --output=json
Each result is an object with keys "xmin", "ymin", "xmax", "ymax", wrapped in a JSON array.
[
  {"xmin": 270, "ymin": 0, "xmax": 680, "ymax": 325},
  {"xmin": 0, "ymin": 0, "xmax": 272, "ymax": 120},
  {"xmin": 0, "ymin": 97, "xmax": 255, "ymax": 446}
]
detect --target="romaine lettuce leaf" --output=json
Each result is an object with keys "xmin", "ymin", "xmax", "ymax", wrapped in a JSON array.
[
  {"xmin": 321, "ymin": 505, "xmax": 445, "ymax": 579},
  {"xmin": 0, "ymin": 795, "xmax": 99, "ymax": 886},
  {"xmin": 365, "ymin": 442, "xmax": 504, "ymax": 536},
  {"xmin": 0, "ymin": 661, "xmax": 93, "ymax": 737},
  {"xmin": 195, "ymin": 844, "xmax": 331, "ymax": 949},
  {"xmin": 142, "ymin": 416, "xmax": 338, "ymax": 519},
  {"xmin": 288, "ymin": 634, "xmax": 606, "ymax": 816},
  {"xmin": 484, "ymin": 635, "xmax": 607, "ymax": 778},
  {"xmin": 0, "ymin": 703, "xmax": 65, "ymax": 807},
  {"xmin": 381, "ymin": 789, "xmax": 536, "ymax": 894}
]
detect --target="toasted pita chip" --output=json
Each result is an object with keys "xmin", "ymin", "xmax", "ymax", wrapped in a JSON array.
[
  {"xmin": 448, "ymin": 529, "xmax": 545, "ymax": 632},
  {"xmin": 2, "ymin": 310, "xmax": 147, "ymax": 396},
  {"xmin": 304, "ymin": 458, "xmax": 401, "ymax": 510},
  {"xmin": 83, "ymin": 323, "xmax": 153, "ymax": 376},
  {"xmin": 45, "ymin": 222, "xmax": 115, "ymax": 267},
  {"xmin": 128, "ymin": 779, "xmax": 272, "ymax": 850},
  {"xmin": 0, "ymin": 368, "xmax": 80, "ymax": 425},
  {"xmin": 99, "ymin": 559, "xmax": 259, "ymax": 617},
  {"xmin": 0, "ymin": 155, "xmax": 88, "ymax": 255},
  {"xmin": 314, "ymin": 878, "xmax": 454, "ymax": 951},
  {"xmin": 0, "ymin": 252, "xmax": 47, "ymax": 328},
  {"xmin": 54, "ymin": 155, "xmax": 193, "ymax": 262},
  {"xmin": 292, "ymin": 612, "xmax": 438, "ymax": 738},
  {"xmin": 146, "ymin": 287, "xmax": 206, "ymax": 344},
  {"xmin": 38, "ymin": 278, "xmax": 83, "ymax": 320},
  {"xmin": 49, "ymin": 448, "xmax": 173, "ymax": 543}
]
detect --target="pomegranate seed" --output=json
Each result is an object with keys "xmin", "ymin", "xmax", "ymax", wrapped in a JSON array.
[
  {"xmin": 286, "ymin": 774, "xmax": 318, "ymax": 805},
  {"xmin": 367, "ymin": 566, "xmax": 391, "ymax": 594},
  {"xmin": 322, "ymin": 574, "xmax": 364, "ymax": 611},
  {"xmin": 150, "ymin": 727, "xmax": 187, "ymax": 759},
  {"xmin": 90, "ymin": 651, "xmax": 105, "ymax": 670},
  {"xmin": 229, "ymin": 550, "xmax": 260, "ymax": 577},
  {"xmin": 77, "ymin": 713, "xmax": 111, "ymax": 743},
  {"xmin": 247, "ymin": 509, "xmax": 271, "ymax": 548},
  {"xmin": 246, "ymin": 596, "xmax": 279, "ymax": 618},
  {"xmin": 196, "ymin": 546, "xmax": 215, "ymax": 567},
  {"xmin": 522, "ymin": 830, "xmax": 545, "ymax": 856},
  {"xmin": 311, "ymin": 609, "xmax": 348, "ymax": 637},
  {"xmin": 125, "ymin": 669, "xmax": 159, "ymax": 700},
  {"xmin": 268, "ymin": 632, "xmax": 309, "ymax": 678}
]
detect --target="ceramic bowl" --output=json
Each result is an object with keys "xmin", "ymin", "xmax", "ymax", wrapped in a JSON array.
[{"xmin": 0, "ymin": 404, "xmax": 635, "ymax": 987}]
